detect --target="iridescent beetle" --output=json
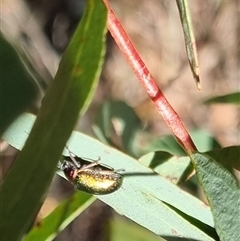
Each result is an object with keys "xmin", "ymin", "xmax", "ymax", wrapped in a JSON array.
[{"xmin": 60, "ymin": 147, "xmax": 123, "ymax": 194}]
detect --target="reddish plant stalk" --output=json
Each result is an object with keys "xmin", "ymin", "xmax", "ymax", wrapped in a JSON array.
[{"xmin": 103, "ymin": 0, "xmax": 197, "ymax": 155}]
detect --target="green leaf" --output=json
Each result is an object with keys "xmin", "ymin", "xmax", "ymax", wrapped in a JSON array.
[
  {"xmin": 142, "ymin": 130, "xmax": 221, "ymax": 157},
  {"xmin": 139, "ymin": 151, "xmax": 192, "ymax": 184},
  {"xmin": 206, "ymin": 146, "xmax": 240, "ymax": 171},
  {"xmin": 191, "ymin": 153, "xmax": 240, "ymax": 241},
  {"xmin": 3, "ymin": 113, "xmax": 217, "ymax": 241},
  {"xmin": 93, "ymin": 101, "xmax": 141, "ymax": 156},
  {"xmin": 203, "ymin": 92, "xmax": 240, "ymax": 105},
  {"xmin": 110, "ymin": 215, "xmax": 165, "ymax": 241},
  {"xmin": 139, "ymin": 145, "xmax": 240, "ymax": 185},
  {"xmin": 143, "ymin": 134, "xmax": 186, "ymax": 156},
  {"xmin": 0, "ymin": 1, "xmax": 107, "ymax": 241},
  {"xmin": 176, "ymin": 0, "xmax": 200, "ymax": 89},
  {"xmin": 0, "ymin": 35, "xmax": 38, "ymax": 135},
  {"xmin": 24, "ymin": 192, "xmax": 95, "ymax": 241}
]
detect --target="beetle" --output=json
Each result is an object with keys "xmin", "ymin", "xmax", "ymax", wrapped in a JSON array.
[{"xmin": 60, "ymin": 147, "xmax": 123, "ymax": 195}]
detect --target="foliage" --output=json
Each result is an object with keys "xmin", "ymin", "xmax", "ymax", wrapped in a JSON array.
[{"xmin": 1, "ymin": 1, "xmax": 239, "ymax": 241}]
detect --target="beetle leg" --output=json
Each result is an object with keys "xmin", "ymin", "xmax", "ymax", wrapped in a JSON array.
[
  {"xmin": 80, "ymin": 157, "xmax": 101, "ymax": 171},
  {"xmin": 65, "ymin": 146, "xmax": 81, "ymax": 168}
]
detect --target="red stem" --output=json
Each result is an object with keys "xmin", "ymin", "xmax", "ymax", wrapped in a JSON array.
[{"xmin": 103, "ymin": 0, "xmax": 197, "ymax": 155}]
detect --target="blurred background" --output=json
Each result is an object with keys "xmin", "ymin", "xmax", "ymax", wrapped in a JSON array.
[{"xmin": 1, "ymin": 0, "xmax": 239, "ymax": 240}]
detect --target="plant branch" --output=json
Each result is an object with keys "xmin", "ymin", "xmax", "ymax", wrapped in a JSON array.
[{"xmin": 103, "ymin": 0, "xmax": 197, "ymax": 155}]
